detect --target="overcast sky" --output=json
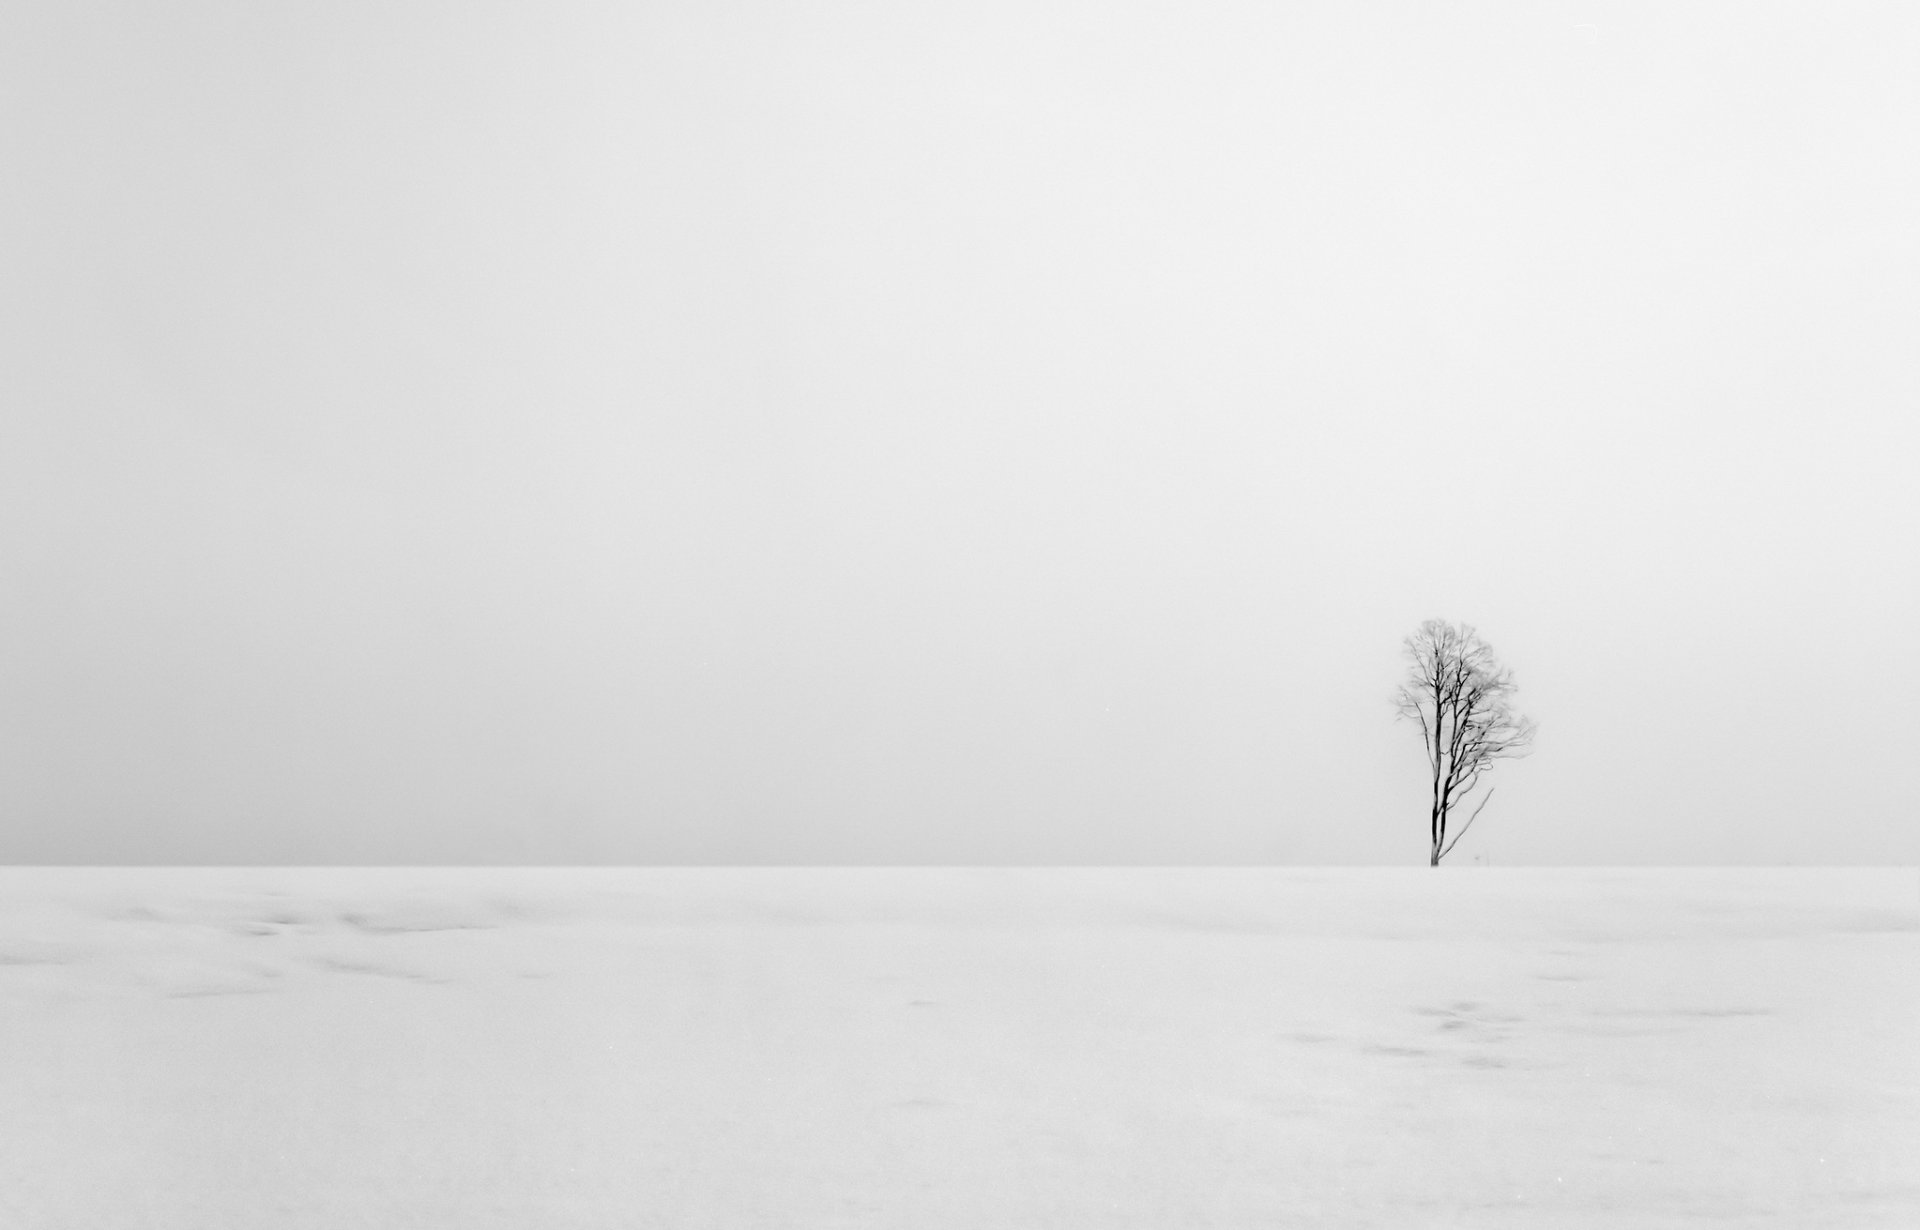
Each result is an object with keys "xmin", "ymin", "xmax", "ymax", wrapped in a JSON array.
[{"xmin": 3, "ymin": 1, "xmax": 1915, "ymax": 865}]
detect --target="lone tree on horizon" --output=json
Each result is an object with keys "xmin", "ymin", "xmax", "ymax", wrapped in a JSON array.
[{"xmin": 1393, "ymin": 619, "xmax": 1536, "ymax": 866}]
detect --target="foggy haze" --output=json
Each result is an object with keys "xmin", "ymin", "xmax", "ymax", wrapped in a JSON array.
[{"xmin": 2, "ymin": 2, "xmax": 1915, "ymax": 864}]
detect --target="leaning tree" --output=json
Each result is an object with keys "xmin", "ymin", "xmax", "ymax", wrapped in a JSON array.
[{"xmin": 1392, "ymin": 619, "xmax": 1536, "ymax": 866}]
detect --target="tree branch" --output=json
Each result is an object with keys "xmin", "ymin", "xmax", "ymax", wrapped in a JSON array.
[{"xmin": 1437, "ymin": 787, "xmax": 1496, "ymax": 862}]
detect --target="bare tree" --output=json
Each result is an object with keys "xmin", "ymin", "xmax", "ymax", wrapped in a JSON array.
[{"xmin": 1392, "ymin": 619, "xmax": 1536, "ymax": 866}]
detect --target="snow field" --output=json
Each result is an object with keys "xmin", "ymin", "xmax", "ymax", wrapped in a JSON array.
[{"xmin": 0, "ymin": 867, "xmax": 1913, "ymax": 1228}]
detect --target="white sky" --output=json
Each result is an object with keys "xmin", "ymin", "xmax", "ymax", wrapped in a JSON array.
[{"xmin": 2, "ymin": 1, "xmax": 1916, "ymax": 864}]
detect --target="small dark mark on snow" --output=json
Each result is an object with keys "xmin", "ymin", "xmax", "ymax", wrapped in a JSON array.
[
  {"xmin": 306, "ymin": 956, "xmax": 440, "ymax": 982},
  {"xmin": 0, "ymin": 951, "xmax": 67, "ymax": 966},
  {"xmin": 167, "ymin": 984, "xmax": 275, "ymax": 999}
]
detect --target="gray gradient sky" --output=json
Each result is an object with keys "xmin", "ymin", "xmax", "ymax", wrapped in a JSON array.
[{"xmin": 3, "ymin": 1, "xmax": 1916, "ymax": 865}]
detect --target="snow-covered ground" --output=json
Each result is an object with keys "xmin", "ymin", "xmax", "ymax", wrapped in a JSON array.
[{"xmin": 0, "ymin": 867, "xmax": 1913, "ymax": 1228}]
